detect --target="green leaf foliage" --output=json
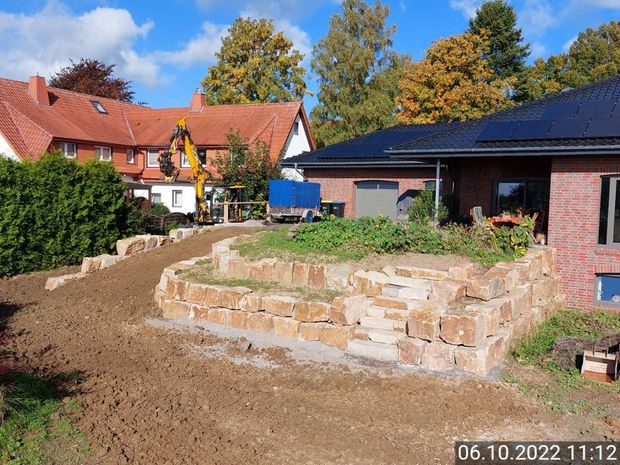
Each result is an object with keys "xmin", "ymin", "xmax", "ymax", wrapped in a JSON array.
[
  {"xmin": 201, "ymin": 17, "xmax": 307, "ymax": 104},
  {"xmin": 310, "ymin": 0, "xmax": 405, "ymax": 147},
  {"xmin": 0, "ymin": 152, "xmax": 134, "ymax": 276}
]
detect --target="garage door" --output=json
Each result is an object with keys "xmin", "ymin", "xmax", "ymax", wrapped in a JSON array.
[{"xmin": 355, "ymin": 181, "xmax": 398, "ymax": 218}]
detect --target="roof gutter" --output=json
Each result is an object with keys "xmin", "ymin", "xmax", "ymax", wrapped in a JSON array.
[
  {"xmin": 386, "ymin": 144, "xmax": 620, "ymax": 158},
  {"xmin": 280, "ymin": 161, "xmax": 439, "ymax": 168}
]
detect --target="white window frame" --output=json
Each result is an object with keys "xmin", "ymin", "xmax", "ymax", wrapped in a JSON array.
[
  {"xmin": 172, "ymin": 190, "xmax": 183, "ymax": 208},
  {"xmin": 59, "ymin": 141, "xmax": 76, "ymax": 159},
  {"xmin": 595, "ymin": 274, "xmax": 620, "ymax": 307},
  {"xmin": 181, "ymin": 152, "xmax": 191, "ymax": 168},
  {"xmin": 599, "ymin": 176, "xmax": 620, "ymax": 247},
  {"xmin": 151, "ymin": 192, "xmax": 162, "ymax": 204},
  {"xmin": 147, "ymin": 149, "xmax": 159, "ymax": 168},
  {"xmin": 126, "ymin": 149, "xmax": 135, "ymax": 164},
  {"xmin": 95, "ymin": 146, "xmax": 112, "ymax": 162},
  {"xmin": 293, "ymin": 121, "xmax": 299, "ymax": 136}
]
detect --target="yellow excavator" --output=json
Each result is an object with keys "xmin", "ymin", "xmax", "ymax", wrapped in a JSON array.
[{"xmin": 158, "ymin": 117, "xmax": 211, "ymax": 224}]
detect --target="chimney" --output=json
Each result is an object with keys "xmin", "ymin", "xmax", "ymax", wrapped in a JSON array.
[
  {"xmin": 28, "ymin": 75, "xmax": 50, "ymax": 106},
  {"xmin": 189, "ymin": 88, "xmax": 206, "ymax": 112}
]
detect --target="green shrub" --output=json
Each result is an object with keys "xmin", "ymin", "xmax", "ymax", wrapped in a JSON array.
[
  {"xmin": 150, "ymin": 203, "xmax": 170, "ymax": 217},
  {"xmin": 407, "ymin": 189, "xmax": 448, "ymax": 223},
  {"xmin": 0, "ymin": 152, "xmax": 134, "ymax": 276}
]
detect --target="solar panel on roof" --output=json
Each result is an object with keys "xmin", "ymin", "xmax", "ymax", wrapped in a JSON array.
[
  {"xmin": 575, "ymin": 100, "xmax": 616, "ymax": 118},
  {"xmin": 541, "ymin": 102, "xmax": 580, "ymax": 119},
  {"xmin": 584, "ymin": 117, "xmax": 620, "ymax": 138},
  {"xmin": 477, "ymin": 121, "xmax": 519, "ymax": 142},
  {"xmin": 546, "ymin": 118, "xmax": 590, "ymax": 139},
  {"xmin": 511, "ymin": 120, "xmax": 553, "ymax": 140}
]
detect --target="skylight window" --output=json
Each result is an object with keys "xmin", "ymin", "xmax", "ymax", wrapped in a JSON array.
[{"xmin": 91, "ymin": 100, "xmax": 107, "ymax": 114}]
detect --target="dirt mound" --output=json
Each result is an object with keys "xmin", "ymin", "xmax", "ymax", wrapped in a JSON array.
[{"xmin": 550, "ymin": 334, "xmax": 620, "ymax": 371}]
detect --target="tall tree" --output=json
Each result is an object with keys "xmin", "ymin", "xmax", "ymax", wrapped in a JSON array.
[
  {"xmin": 467, "ymin": 0, "xmax": 529, "ymax": 81},
  {"xmin": 202, "ymin": 18, "xmax": 306, "ymax": 104},
  {"xmin": 310, "ymin": 0, "xmax": 404, "ymax": 147},
  {"xmin": 49, "ymin": 59, "xmax": 135, "ymax": 103},
  {"xmin": 397, "ymin": 32, "xmax": 512, "ymax": 124},
  {"xmin": 515, "ymin": 55, "xmax": 567, "ymax": 102}
]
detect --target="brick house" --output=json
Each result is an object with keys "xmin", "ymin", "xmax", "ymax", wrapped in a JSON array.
[
  {"xmin": 285, "ymin": 76, "xmax": 620, "ymax": 311},
  {"xmin": 0, "ymin": 75, "xmax": 314, "ymax": 213},
  {"xmin": 280, "ymin": 124, "xmax": 458, "ymax": 218}
]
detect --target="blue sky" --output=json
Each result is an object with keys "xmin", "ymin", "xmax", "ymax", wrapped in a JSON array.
[{"xmin": 1, "ymin": 0, "xmax": 619, "ymax": 112}]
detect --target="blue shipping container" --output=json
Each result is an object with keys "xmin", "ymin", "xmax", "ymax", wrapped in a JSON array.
[{"xmin": 269, "ymin": 180, "xmax": 321, "ymax": 209}]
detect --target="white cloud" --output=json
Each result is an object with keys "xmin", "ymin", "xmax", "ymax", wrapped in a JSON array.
[
  {"xmin": 530, "ymin": 41, "xmax": 547, "ymax": 58},
  {"xmin": 0, "ymin": 1, "xmax": 160, "ymax": 87},
  {"xmin": 562, "ymin": 35, "xmax": 577, "ymax": 52},
  {"xmin": 518, "ymin": 0, "xmax": 556, "ymax": 38},
  {"xmin": 449, "ymin": 0, "xmax": 483, "ymax": 19},
  {"xmin": 155, "ymin": 21, "xmax": 228, "ymax": 67}
]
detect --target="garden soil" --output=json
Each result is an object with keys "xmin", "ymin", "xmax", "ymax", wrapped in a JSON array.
[{"xmin": 0, "ymin": 227, "xmax": 612, "ymax": 465}]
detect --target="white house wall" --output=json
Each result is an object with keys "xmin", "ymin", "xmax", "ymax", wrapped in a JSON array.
[
  {"xmin": 281, "ymin": 113, "xmax": 312, "ymax": 181},
  {"xmin": 0, "ymin": 132, "xmax": 20, "ymax": 161},
  {"xmin": 149, "ymin": 183, "xmax": 197, "ymax": 214}
]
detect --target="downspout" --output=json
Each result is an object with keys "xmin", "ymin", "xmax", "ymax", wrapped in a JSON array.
[
  {"xmin": 293, "ymin": 163, "xmax": 308, "ymax": 181},
  {"xmin": 435, "ymin": 158, "xmax": 441, "ymax": 222}
]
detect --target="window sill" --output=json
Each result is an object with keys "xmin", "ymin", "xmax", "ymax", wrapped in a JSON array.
[{"xmin": 595, "ymin": 246, "xmax": 620, "ymax": 256}]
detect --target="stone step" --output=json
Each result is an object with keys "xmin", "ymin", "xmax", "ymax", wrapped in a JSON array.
[
  {"xmin": 374, "ymin": 295, "xmax": 420, "ymax": 311},
  {"xmin": 352, "ymin": 325, "xmax": 372, "ymax": 340},
  {"xmin": 381, "ymin": 285, "xmax": 429, "ymax": 301},
  {"xmin": 387, "ymin": 275, "xmax": 434, "ymax": 290},
  {"xmin": 347, "ymin": 339, "xmax": 399, "ymax": 361},
  {"xmin": 367, "ymin": 305, "xmax": 386, "ymax": 318},
  {"xmin": 368, "ymin": 328, "xmax": 407, "ymax": 345},
  {"xmin": 359, "ymin": 316, "xmax": 406, "ymax": 333},
  {"xmin": 395, "ymin": 266, "xmax": 449, "ymax": 281}
]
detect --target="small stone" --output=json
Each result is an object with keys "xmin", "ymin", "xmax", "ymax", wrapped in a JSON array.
[{"xmin": 116, "ymin": 236, "xmax": 146, "ymax": 257}]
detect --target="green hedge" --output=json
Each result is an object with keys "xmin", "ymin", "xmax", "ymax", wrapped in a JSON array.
[{"xmin": 0, "ymin": 152, "xmax": 134, "ymax": 276}]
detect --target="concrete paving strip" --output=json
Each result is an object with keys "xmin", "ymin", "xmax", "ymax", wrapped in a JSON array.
[{"xmin": 145, "ymin": 317, "xmax": 503, "ymax": 379}]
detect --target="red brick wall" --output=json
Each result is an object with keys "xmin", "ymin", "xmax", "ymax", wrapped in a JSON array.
[
  {"xmin": 303, "ymin": 167, "xmax": 451, "ymax": 217},
  {"xmin": 548, "ymin": 156, "xmax": 620, "ymax": 310},
  {"xmin": 454, "ymin": 156, "xmax": 551, "ymax": 217}
]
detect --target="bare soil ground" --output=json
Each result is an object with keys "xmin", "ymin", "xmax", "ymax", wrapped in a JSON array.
[{"xmin": 0, "ymin": 227, "xmax": 613, "ymax": 465}]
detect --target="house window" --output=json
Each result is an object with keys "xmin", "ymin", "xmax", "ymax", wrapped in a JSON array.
[
  {"xmin": 95, "ymin": 146, "xmax": 112, "ymax": 162},
  {"xmin": 59, "ymin": 142, "xmax": 76, "ymax": 159},
  {"xmin": 147, "ymin": 149, "xmax": 159, "ymax": 167},
  {"xmin": 91, "ymin": 100, "xmax": 107, "ymax": 114},
  {"xmin": 127, "ymin": 149, "xmax": 135, "ymax": 164},
  {"xmin": 172, "ymin": 190, "xmax": 183, "ymax": 207},
  {"xmin": 151, "ymin": 193, "xmax": 162, "ymax": 204},
  {"xmin": 197, "ymin": 148, "xmax": 207, "ymax": 165},
  {"xmin": 598, "ymin": 176, "xmax": 620, "ymax": 246},
  {"xmin": 495, "ymin": 179, "xmax": 549, "ymax": 215},
  {"xmin": 293, "ymin": 121, "xmax": 299, "ymax": 135},
  {"xmin": 181, "ymin": 152, "xmax": 191, "ymax": 168},
  {"xmin": 596, "ymin": 274, "xmax": 620, "ymax": 306}
]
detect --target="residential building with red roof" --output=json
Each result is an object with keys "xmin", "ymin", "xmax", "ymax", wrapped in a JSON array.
[{"xmin": 0, "ymin": 75, "xmax": 314, "ymax": 213}]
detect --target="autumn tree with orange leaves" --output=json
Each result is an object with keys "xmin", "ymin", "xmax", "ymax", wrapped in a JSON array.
[{"xmin": 396, "ymin": 31, "xmax": 513, "ymax": 124}]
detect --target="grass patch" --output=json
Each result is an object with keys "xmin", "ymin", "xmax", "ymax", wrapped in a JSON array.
[
  {"xmin": 182, "ymin": 263, "xmax": 344, "ymax": 303},
  {"xmin": 0, "ymin": 371, "xmax": 90, "ymax": 465},
  {"xmin": 512, "ymin": 308, "xmax": 620, "ymax": 367}
]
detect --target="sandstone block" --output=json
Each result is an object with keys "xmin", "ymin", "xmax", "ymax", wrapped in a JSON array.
[
  {"xmin": 395, "ymin": 265, "xmax": 448, "ymax": 280},
  {"xmin": 533, "ymin": 276, "xmax": 559, "ymax": 303},
  {"xmin": 164, "ymin": 278, "xmax": 188, "ymax": 300},
  {"xmin": 263, "ymin": 295, "xmax": 299, "ymax": 317},
  {"xmin": 440, "ymin": 311, "xmax": 486, "ymax": 346},
  {"xmin": 273, "ymin": 317, "xmax": 301, "ymax": 339},
  {"xmin": 161, "ymin": 298, "xmax": 191, "ymax": 319},
  {"xmin": 45, "ymin": 272, "xmax": 86, "ymax": 291},
  {"xmin": 368, "ymin": 328, "xmax": 406, "ymax": 345},
  {"xmin": 320, "ymin": 324, "xmax": 355, "ymax": 350},
  {"xmin": 511, "ymin": 315, "xmax": 532, "ymax": 343},
  {"xmin": 387, "ymin": 275, "xmax": 433, "ymax": 290},
  {"xmin": 399, "ymin": 287, "xmax": 430, "ymax": 300},
  {"xmin": 240, "ymin": 293, "xmax": 263, "ymax": 312},
  {"xmin": 487, "ymin": 267, "xmax": 520, "ymax": 292},
  {"xmin": 382, "ymin": 265, "xmax": 397, "ymax": 276},
  {"xmin": 367, "ymin": 306, "xmax": 386, "ymax": 318},
  {"xmin": 293, "ymin": 301, "xmax": 330, "ymax": 322},
  {"xmin": 359, "ymin": 316, "xmax": 406, "ymax": 332},
  {"xmin": 157, "ymin": 235, "xmax": 172, "ymax": 247},
  {"xmin": 448, "ymin": 263, "xmax": 475, "ymax": 281},
  {"xmin": 227, "ymin": 258, "xmax": 250, "ymax": 279},
  {"xmin": 465, "ymin": 303, "xmax": 501, "ymax": 337},
  {"xmin": 431, "ymin": 279, "xmax": 466, "ymax": 304},
  {"xmin": 454, "ymin": 335, "xmax": 508, "ymax": 376},
  {"xmin": 510, "ymin": 284, "xmax": 532, "ymax": 317},
  {"xmin": 325, "ymin": 264, "xmax": 353, "ymax": 289},
  {"xmin": 529, "ymin": 245, "xmax": 556, "ymax": 276},
  {"xmin": 486, "ymin": 296, "xmax": 514, "ymax": 323},
  {"xmin": 216, "ymin": 286, "xmax": 251, "ymax": 309},
  {"xmin": 408, "ymin": 306, "xmax": 441, "ymax": 341},
  {"xmin": 80, "ymin": 256, "xmax": 103, "ymax": 274},
  {"xmin": 398, "ymin": 337, "xmax": 428, "ymax": 365},
  {"xmin": 329, "ymin": 294, "xmax": 367, "ymax": 325},
  {"xmin": 374, "ymin": 296, "xmax": 418, "ymax": 311},
  {"xmin": 298, "ymin": 322, "xmax": 325, "ymax": 341},
  {"xmin": 381, "ymin": 285, "xmax": 401, "ymax": 298},
  {"xmin": 191, "ymin": 304, "xmax": 210, "ymax": 321},
  {"xmin": 291, "ymin": 262, "xmax": 309, "ymax": 287},
  {"xmin": 272, "ymin": 261, "xmax": 293, "ymax": 286},
  {"xmin": 208, "ymin": 307, "xmax": 232, "ymax": 326},
  {"xmin": 353, "ymin": 325, "xmax": 372, "ymax": 340},
  {"xmin": 116, "ymin": 236, "xmax": 146, "ymax": 257},
  {"xmin": 467, "ymin": 275, "xmax": 505, "ymax": 301},
  {"xmin": 420, "ymin": 342, "xmax": 456, "ymax": 371},
  {"xmin": 137, "ymin": 234, "xmax": 159, "ymax": 249},
  {"xmin": 186, "ymin": 283, "xmax": 220, "ymax": 306},
  {"xmin": 352, "ymin": 270, "xmax": 389, "ymax": 296},
  {"xmin": 307, "ymin": 264, "xmax": 328, "ymax": 289},
  {"xmin": 347, "ymin": 339, "xmax": 398, "ymax": 361},
  {"xmin": 384, "ymin": 308, "xmax": 415, "ymax": 321},
  {"xmin": 247, "ymin": 312, "xmax": 274, "ymax": 333},
  {"xmin": 249, "ymin": 258, "xmax": 276, "ymax": 281},
  {"xmin": 229, "ymin": 311, "xmax": 249, "ymax": 330}
]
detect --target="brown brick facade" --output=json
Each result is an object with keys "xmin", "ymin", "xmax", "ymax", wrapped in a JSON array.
[
  {"xmin": 303, "ymin": 167, "xmax": 451, "ymax": 218},
  {"xmin": 548, "ymin": 156, "xmax": 620, "ymax": 310}
]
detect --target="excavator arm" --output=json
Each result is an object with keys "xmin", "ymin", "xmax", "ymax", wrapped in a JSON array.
[{"xmin": 158, "ymin": 117, "xmax": 211, "ymax": 223}]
